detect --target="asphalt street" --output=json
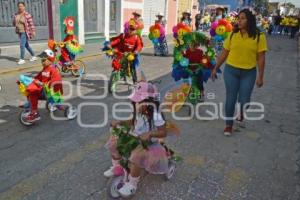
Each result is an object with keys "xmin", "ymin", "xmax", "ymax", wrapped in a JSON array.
[{"xmin": 0, "ymin": 35, "xmax": 299, "ymax": 200}]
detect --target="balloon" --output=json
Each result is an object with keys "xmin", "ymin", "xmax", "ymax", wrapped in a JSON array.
[
  {"xmin": 160, "ymin": 27, "xmax": 165, "ymax": 36},
  {"xmin": 180, "ymin": 58, "xmax": 189, "ymax": 67},
  {"xmin": 214, "ymin": 35, "xmax": 223, "ymax": 42},
  {"xmin": 148, "ymin": 33, "xmax": 154, "ymax": 40},
  {"xmin": 210, "ymin": 59, "xmax": 216, "ymax": 66},
  {"xmin": 178, "ymin": 29, "xmax": 186, "ymax": 37},
  {"xmin": 225, "ymin": 23, "xmax": 233, "ymax": 32},
  {"xmin": 152, "ymin": 38, "xmax": 159, "ymax": 44},
  {"xmin": 223, "ymin": 31, "xmax": 230, "ymax": 39},
  {"xmin": 152, "ymin": 29, "xmax": 160, "ymax": 38},
  {"xmin": 19, "ymin": 75, "xmax": 33, "ymax": 86},
  {"xmin": 218, "ymin": 19, "xmax": 228, "ymax": 26},
  {"xmin": 211, "ymin": 21, "xmax": 218, "ymax": 30},
  {"xmin": 210, "ymin": 29, "xmax": 216, "ymax": 37},
  {"xmin": 172, "ymin": 26, "xmax": 178, "ymax": 33},
  {"xmin": 216, "ymin": 25, "xmax": 226, "ymax": 35},
  {"xmin": 175, "ymin": 53, "xmax": 183, "ymax": 61},
  {"xmin": 158, "ymin": 36, "xmax": 164, "ymax": 43},
  {"xmin": 19, "ymin": 83, "xmax": 28, "ymax": 96}
]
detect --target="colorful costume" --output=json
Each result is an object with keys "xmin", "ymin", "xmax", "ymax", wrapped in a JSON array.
[
  {"xmin": 60, "ymin": 16, "xmax": 83, "ymax": 63},
  {"xmin": 106, "ymin": 32, "xmax": 143, "ymax": 71},
  {"xmin": 171, "ymin": 24, "xmax": 217, "ymax": 105},
  {"xmin": 149, "ymin": 22, "xmax": 168, "ymax": 56},
  {"xmin": 124, "ymin": 18, "xmax": 144, "ymax": 37},
  {"xmin": 210, "ymin": 19, "xmax": 233, "ymax": 55},
  {"xmin": 105, "ymin": 111, "xmax": 169, "ymax": 174},
  {"xmin": 18, "ymin": 50, "xmax": 63, "ymax": 122}
]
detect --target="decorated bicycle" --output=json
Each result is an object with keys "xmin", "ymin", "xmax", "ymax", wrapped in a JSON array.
[
  {"xmin": 163, "ymin": 23, "xmax": 218, "ymax": 112},
  {"xmin": 47, "ymin": 16, "xmax": 85, "ymax": 77},
  {"xmin": 102, "ymin": 19, "xmax": 144, "ymax": 94},
  {"xmin": 17, "ymin": 50, "xmax": 77, "ymax": 126},
  {"xmin": 104, "ymin": 82, "xmax": 182, "ymax": 198}
]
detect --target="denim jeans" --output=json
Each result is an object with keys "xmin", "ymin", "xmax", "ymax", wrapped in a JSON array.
[
  {"xmin": 224, "ymin": 64, "xmax": 257, "ymax": 126},
  {"xmin": 19, "ymin": 32, "xmax": 35, "ymax": 59},
  {"xmin": 272, "ymin": 25, "xmax": 279, "ymax": 34}
]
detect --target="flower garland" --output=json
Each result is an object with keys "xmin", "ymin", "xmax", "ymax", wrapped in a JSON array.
[
  {"xmin": 171, "ymin": 26, "xmax": 216, "ymax": 83},
  {"xmin": 148, "ymin": 23, "xmax": 166, "ymax": 45}
]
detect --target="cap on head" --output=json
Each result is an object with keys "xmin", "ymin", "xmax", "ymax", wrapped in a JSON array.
[
  {"xmin": 38, "ymin": 49, "xmax": 55, "ymax": 62},
  {"xmin": 129, "ymin": 82, "xmax": 159, "ymax": 103}
]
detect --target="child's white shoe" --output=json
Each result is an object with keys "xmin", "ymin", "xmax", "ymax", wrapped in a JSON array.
[
  {"xmin": 103, "ymin": 165, "xmax": 124, "ymax": 178},
  {"xmin": 49, "ymin": 104, "xmax": 57, "ymax": 112},
  {"xmin": 118, "ymin": 182, "xmax": 137, "ymax": 198},
  {"xmin": 103, "ymin": 167, "xmax": 115, "ymax": 178}
]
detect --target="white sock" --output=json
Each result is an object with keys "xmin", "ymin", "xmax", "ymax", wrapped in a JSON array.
[{"xmin": 128, "ymin": 174, "xmax": 140, "ymax": 188}]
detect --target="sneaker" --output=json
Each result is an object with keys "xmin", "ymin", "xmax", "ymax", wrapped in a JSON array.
[
  {"xmin": 103, "ymin": 165, "xmax": 124, "ymax": 178},
  {"xmin": 17, "ymin": 59, "xmax": 26, "ymax": 65},
  {"xmin": 29, "ymin": 56, "xmax": 37, "ymax": 62},
  {"xmin": 25, "ymin": 112, "xmax": 41, "ymax": 123},
  {"xmin": 49, "ymin": 105, "xmax": 58, "ymax": 112},
  {"xmin": 118, "ymin": 182, "xmax": 137, "ymax": 198},
  {"xmin": 224, "ymin": 126, "xmax": 233, "ymax": 136}
]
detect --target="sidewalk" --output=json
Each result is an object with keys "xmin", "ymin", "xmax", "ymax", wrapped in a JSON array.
[{"xmin": 0, "ymin": 35, "xmax": 171, "ymax": 75}]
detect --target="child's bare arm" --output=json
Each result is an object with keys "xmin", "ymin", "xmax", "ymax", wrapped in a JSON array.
[
  {"xmin": 110, "ymin": 119, "xmax": 133, "ymax": 128},
  {"xmin": 139, "ymin": 125, "xmax": 167, "ymax": 141}
]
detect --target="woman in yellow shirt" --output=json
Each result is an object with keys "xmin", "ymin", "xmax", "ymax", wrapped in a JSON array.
[{"xmin": 211, "ymin": 9, "xmax": 268, "ymax": 136}]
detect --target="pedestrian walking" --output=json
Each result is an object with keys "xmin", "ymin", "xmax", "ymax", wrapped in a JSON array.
[
  {"xmin": 290, "ymin": 16, "xmax": 299, "ymax": 39},
  {"xmin": 13, "ymin": 2, "xmax": 37, "ymax": 65},
  {"xmin": 211, "ymin": 9, "xmax": 268, "ymax": 136},
  {"xmin": 273, "ymin": 13, "xmax": 281, "ymax": 35}
]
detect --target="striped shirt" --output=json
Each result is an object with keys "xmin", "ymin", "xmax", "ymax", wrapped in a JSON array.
[{"xmin": 13, "ymin": 12, "xmax": 36, "ymax": 39}]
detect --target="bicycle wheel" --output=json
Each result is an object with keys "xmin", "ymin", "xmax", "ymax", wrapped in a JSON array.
[
  {"xmin": 71, "ymin": 60, "xmax": 86, "ymax": 77},
  {"xmin": 108, "ymin": 71, "xmax": 120, "ymax": 94}
]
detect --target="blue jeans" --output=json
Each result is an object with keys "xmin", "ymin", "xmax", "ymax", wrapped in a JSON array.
[
  {"xmin": 272, "ymin": 25, "xmax": 279, "ymax": 34},
  {"xmin": 19, "ymin": 32, "xmax": 35, "ymax": 59},
  {"xmin": 224, "ymin": 64, "xmax": 257, "ymax": 126}
]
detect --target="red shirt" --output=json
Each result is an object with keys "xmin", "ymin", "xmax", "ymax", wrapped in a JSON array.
[
  {"xmin": 35, "ymin": 65, "xmax": 63, "ymax": 94},
  {"xmin": 184, "ymin": 49, "xmax": 203, "ymax": 64},
  {"xmin": 110, "ymin": 33, "xmax": 143, "ymax": 53}
]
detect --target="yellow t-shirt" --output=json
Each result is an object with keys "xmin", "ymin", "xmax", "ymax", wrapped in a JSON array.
[{"xmin": 223, "ymin": 31, "xmax": 268, "ymax": 69}]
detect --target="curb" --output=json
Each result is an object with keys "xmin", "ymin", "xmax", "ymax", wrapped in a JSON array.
[
  {"xmin": 0, "ymin": 53, "xmax": 104, "ymax": 75},
  {"xmin": 0, "ymin": 37, "xmax": 174, "ymax": 75}
]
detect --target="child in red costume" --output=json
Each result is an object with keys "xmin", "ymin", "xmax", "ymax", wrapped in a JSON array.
[
  {"xmin": 109, "ymin": 23, "xmax": 143, "ymax": 71},
  {"xmin": 25, "ymin": 49, "xmax": 63, "ymax": 122},
  {"xmin": 61, "ymin": 16, "xmax": 78, "ymax": 63},
  {"xmin": 184, "ymin": 42, "xmax": 205, "ymax": 94}
]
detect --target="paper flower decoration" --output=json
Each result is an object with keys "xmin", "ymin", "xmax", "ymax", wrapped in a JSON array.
[{"xmin": 210, "ymin": 19, "xmax": 232, "ymax": 42}]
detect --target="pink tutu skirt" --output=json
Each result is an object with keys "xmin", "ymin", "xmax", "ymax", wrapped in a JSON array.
[
  {"xmin": 129, "ymin": 143, "xmax": 169, "ymax": 174},
  {"xmin": 105, "ymin": 135, "xmax": 169, "ymax": 174}
]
